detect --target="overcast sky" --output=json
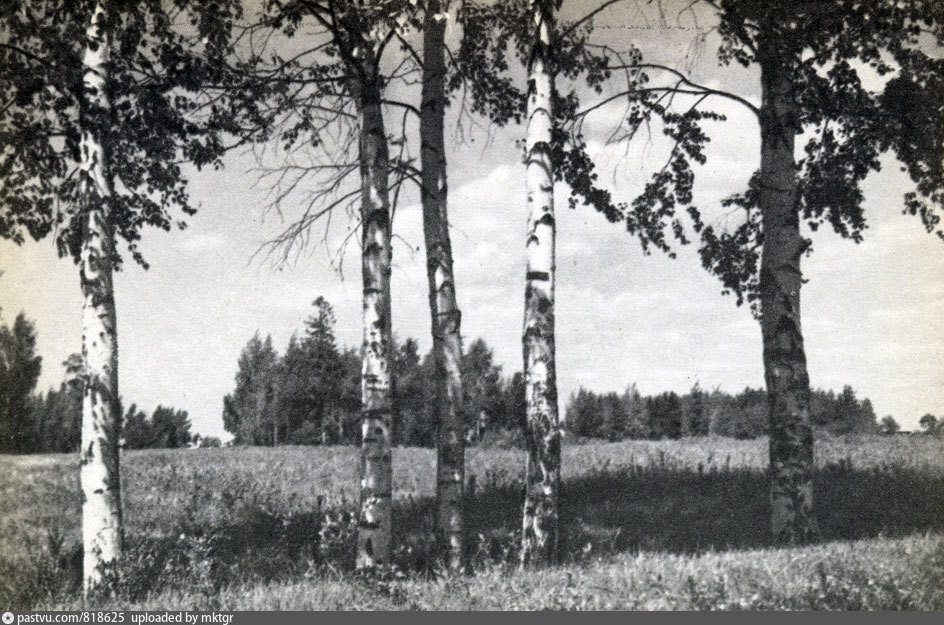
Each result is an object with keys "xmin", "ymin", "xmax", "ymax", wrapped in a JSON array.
[{"xmin": 1, "ymin": 2, "xmax": 942, "ymax": 438}]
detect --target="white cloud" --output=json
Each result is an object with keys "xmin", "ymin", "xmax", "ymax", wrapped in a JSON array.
[{"xmin": 177, "ymin": 232, "xmax": 227, "ymax": 252}]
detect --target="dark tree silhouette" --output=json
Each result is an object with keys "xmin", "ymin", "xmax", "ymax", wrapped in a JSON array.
[{"xmin": 0, "ymin": 313, "xmax": 42, "ymax": 453}]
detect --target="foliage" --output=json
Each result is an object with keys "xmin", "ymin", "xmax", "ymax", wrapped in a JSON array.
[
  {"xmin": 599, "ymin": 0, "xmax": 944, "ymax": 307},
  {"xmin": 460, "ymin": 338, "xmax": 510, "ymax": 441},
  {"xmin": 0, "ymin": 0, "xmax": 247, "ymax": 267},
  {"xmin": 222, "ymin": 333, "xmax": 280, "ymax": 446},
  {"xmin": 121, "ymin": 404, "xmax": 192, "ymax": 450},
  {"xmin": 218, "ymin": 302, "xmax": 890, "ymax": 448},
  {"xmin": 0, "ymin": 312, "xmax": 42, "ymax": 452},
  {"xmin": 13, "ymin": 352, "xmax": 82, "ymax": 454},
  {"xmin": 274, "ymin": 298, "xmax": 350, "ymax": 446},
  {"xmin": 220, "ymin": 298, "xmax": 524, "ymax": 448},
  {"xmin": 919, "ymin": 414, "xmax": 943, "ymax": 437},
  {"xmin": 880, "ymin": 415, "xmax": 901, "ymax": 435},
  {"xmin": 7, "ymin": 348, "xmax": 206, "ymax": 453},
  {"xmin": 647, "ymin": 391, "xmax": 684, "ymax": 440},
  {"xmin": 29, "ymin": 379, "xmax": 82, "ymax": 454},
  {"xmin": 452, "ymin": 0, "xmax": 654, "ymax": 233},
  {"xmin": 150, "ymin": 406, "xmax": 192, "ymax": 449},
  {"xmin": 191, "ymin": 435, "xmax": 222, "ymax": 448},
  {"xmin": 121, "ymin": 405, "xmax": 154, "ymax": 450},
  {"xmin": 393, "ymin": 338, "xmax": 432, "ymax": 447},
  {"xmin": 567, "ymin": 386, "xmax": 649, "ymax": 441},
  {"xmin": 811, "ymin": 386, "xmax": 880, "ymax": 435}
]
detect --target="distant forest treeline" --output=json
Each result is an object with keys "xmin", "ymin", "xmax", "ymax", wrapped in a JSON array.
[
  {"xmin": 221, "ymin": 298, "xmax": 524, "ymax": 447},
  {"xmin": 2, "ymin": 303, "xmax": 935, "ymax": 454},
  {"xmin": 567, "ymin": 384, "xmax": 880, "ymax": 441},
  {"xmin": 219, "ymin": 299, "xmax": 907, "ymax": 448}
]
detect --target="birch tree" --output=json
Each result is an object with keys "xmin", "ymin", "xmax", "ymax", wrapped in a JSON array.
[
  {"xmin": 420, "ymin": 0, "xmax": 466, "ymax": 571},
  {"xmin": 0, "ymin": 0, "xmax": 243, "ymax": 594},
  {"xmin": 77, "ymin": 2, "xmax": 123, "ymax": 591},
  {"xmin": 582, "ymin": 0, "xmax": 944, "ymax": 543},
  {"xmin": 453, "ymin": 0, "xmax": 644, "ymax": 565},
  {"xmin": 256, "ymin": 0, "xmax": 495, "ymax": 569},
  {"xmin": 421, "ymin": 0, "xmax": 531, "ymax": 569},
  {"xmin": 257, "ymin": 0, "xmax": 423, "ymax": 568},
  {"xmin": 344, "ymin": 20, "xmax": 395, "ymax": 566},
  {"xmin": 520, "ymin": 0, "xmax": 561, "ymax": 567},
  {"xmin": 254, "ymin": 0, "xmax": 632, "ymax": 566}
]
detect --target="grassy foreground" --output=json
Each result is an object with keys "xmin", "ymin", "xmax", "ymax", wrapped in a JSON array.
[{"xmin": 1, "ymin": 435, "xmax": 942, "ymax": 610}]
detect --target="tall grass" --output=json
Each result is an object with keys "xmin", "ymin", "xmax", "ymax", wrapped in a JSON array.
[{"xmin": 1, "ymin": 435, "xmax": 942, "ymax": 609}]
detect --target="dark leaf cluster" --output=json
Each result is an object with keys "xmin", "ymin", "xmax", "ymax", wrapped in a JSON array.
[{"xmin": 0, "ymin": 0, "xmax": 246, "ymax": 267}]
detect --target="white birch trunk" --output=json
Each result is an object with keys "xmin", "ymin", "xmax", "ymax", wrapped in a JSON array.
[
  {"xmin": 421, "ymin": 0, "xmax": 466, "ymax": 571},
  {"xmin": 521, "ymin": 0, "xmax": 561, "ymax": 567},
  {"xmin": 353, "ymin": 58, "xmax": 394, "ymax": 569},
  {"xmin": 78, "ymin": 1, "xmax": 122, "ymax": 596}
]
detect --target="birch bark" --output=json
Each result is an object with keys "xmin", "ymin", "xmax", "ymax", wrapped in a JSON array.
[
  {"xmin": 78, "ymin": 0, "xmax": 122, "ymax": 596},
  {"xmin": 420, "ymin": 0, "xmax": 466, "ymax": 571},
  {"xmin": 758, "ymin": 39, "xmax": 819, "ymax": 544},
  {"xmin": 521, "ymin": 0, "xmax": 561, "ymax": 568},
  {"xmin": 352, "ymin": 53, "xmax": 395, "ymax": 569}
]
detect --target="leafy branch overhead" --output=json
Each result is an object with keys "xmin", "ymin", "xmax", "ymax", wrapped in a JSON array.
[
  {"xmin": 453, "ymin": 1, "xmax": 743, "ymax": 262},
  {"xmin": 454, "ymin": 1, "xmax": 646, "ymax": 235},
  {"xmin": 0, "ymin": 0, "xmax": 249, "ymax": 268},
  {"xmin": 587, "ymin": 0, "xmax": 944, "ymax": 309}
]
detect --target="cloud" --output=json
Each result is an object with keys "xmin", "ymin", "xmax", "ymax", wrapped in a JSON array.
[{"xmin": 177, "ymin": 232, "xmax": 227, "ymax": 252}]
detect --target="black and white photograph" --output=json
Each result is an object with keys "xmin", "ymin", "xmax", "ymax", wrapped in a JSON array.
[{"xmin": 0, "ymin": 0, "xmax": 942, "ymax": 611}]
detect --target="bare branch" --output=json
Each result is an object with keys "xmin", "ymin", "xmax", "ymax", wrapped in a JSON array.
[
  {"xmin": 578, "ymin": 61, "xmax": 760, "ymax": 119},
  {"xmin": 382, "ymin": 98, "xmax": 421, "ymax": 119}
]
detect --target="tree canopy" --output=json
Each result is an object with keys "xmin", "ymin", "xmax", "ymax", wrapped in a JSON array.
[
  {"xmin": 595, "ymin": 0, "xmax": 944, "ymax": 307},
  {"xmin": 0, "ymin": 0, "xmax": 247, "ymax": 266}
]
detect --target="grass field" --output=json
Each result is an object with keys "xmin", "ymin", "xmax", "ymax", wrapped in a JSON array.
[{"xmin": 1, "ymin": 434, "xmax": 942, "ymax": 610}]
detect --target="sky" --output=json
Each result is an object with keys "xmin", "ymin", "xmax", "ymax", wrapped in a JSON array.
[{"xmin": 1, "ymin": 1, "xmax": 942, "ymax": 438}]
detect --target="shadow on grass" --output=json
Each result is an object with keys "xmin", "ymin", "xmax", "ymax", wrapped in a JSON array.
[
  {"xmin": 125, "ymin": 461, "xmax": 944, "ymax": 584},
  {"xmin": 4, "ymin": 460, "xmax": 941, "ymax": 608},
  {"xmin": 465, "ymin": 461, "xmax": 944, "ymax": 560}
]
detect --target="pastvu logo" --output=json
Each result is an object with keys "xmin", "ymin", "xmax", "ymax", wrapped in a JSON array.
[{"xmin": 2, "ymin": 611, "xmax": 14, "ymax": 624}]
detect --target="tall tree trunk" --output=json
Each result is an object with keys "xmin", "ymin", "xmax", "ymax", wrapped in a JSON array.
[
  {"xmin": 79, "ymin": 1, "xmax": 122, "ymax": 596},
  {"xmin": 421, "ymin": 0, "xmax": 466, "ymax": 572},
  {"xmin": 758, "ymin": 40, "xmax": 819, "ymax": 544},
  {"xmin": 352, "ymin": 61, "xmax": 395, "ymax": 569},
  {"xmin": 521, "ymin": 0, "xmax": 561, "ymax": 568}
]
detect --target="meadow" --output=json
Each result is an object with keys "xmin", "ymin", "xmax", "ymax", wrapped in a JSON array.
[{"xmin": 0, "ymin": 434, "xmax": 942, "ymax": 610}]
